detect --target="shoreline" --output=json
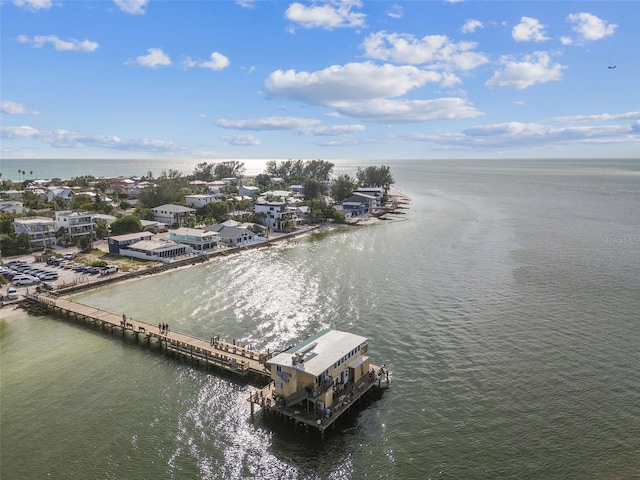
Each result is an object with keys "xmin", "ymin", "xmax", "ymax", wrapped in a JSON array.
[{"xmin": 2, "ymin": 190, "xmax": 411, "ymax": 314}]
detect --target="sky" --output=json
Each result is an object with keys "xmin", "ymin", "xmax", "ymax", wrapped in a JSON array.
[{"xmin": 1, "ymin": 0, "xmax": 639, "ymax": 161}]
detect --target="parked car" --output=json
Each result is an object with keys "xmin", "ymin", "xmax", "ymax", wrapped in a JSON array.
[
  {"xmin": 6, "ymin": 287, "xmax": 19, "ymax": 300},
  {"xmin": 100, "ymin": 265, "xmax": 119, "ymax": 275},
  {"xmin": 72, "ymin": 263, "xmax": 87, "ymax": 272},
  {"xmin": 39, "ymin": 272, "xmax": 59, "ymax": 281},
  {"xmin": 12, "ymin": 275, "xmax": 38, "ymax": 286}
]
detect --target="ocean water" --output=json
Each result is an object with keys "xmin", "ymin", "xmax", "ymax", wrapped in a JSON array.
[{"xmin": 1, "ymin": 159, "xmax": 639, "ymax": 479}]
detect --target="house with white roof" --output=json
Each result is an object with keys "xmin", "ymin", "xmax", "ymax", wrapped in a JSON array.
[
  {"xmin": 170, "ymin": 227, "xmax": 219, "ymax": 251},
  {"xmin": 13, "ymin": 216, "xmax": 57, "ymax": 250},
  {"xmin": 55, "ymin": 210, "xmax": 95, "ymax": 243},
  {"xmin": 266, "ymin": 330, "xmax": 371, "ymax": 412},
  {"xmin": 46, "ymin": 187, "xmax": 75, "ymax": 203},
  {"xmin": 185, "ymin": 194, "xmax": 217, "ymax": 209},
  {"xmin": 120, "ymin": 239, "xmax": 191, "ymax": 263},
  {"xmin": 254, "ymin": 201, "xmax": 297, "ymax": 232},
  {"xmin": 151, "ymin": 204, "xmax": 195, "ymax": 227}
]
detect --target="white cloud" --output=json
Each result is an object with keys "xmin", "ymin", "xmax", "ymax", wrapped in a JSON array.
[
  {"xmin": 485, "ymin": 52, "xmax": 565, "ymax": 90},
  {"xmin": 512, "ymin": 17, "xmax": 548, "ymax": 42},
  {"xmin": 12, "ymin": 0, "xmax": 51, "ymax": 11},
  {"xmin": 567, "ymin": 13, "xmax": 617, "ymax": 42},
  {"xmin": 1, "ymin": 100, "xmax": 39, "ymax": 115},
  {"xmin": 200, "ymin": 52, "xmax": 230, "ymax": 71},
  {"xmin": 184, "ymin": 52, "xmax": 230, "ymax": 71},
  {"xmin": 17, "ymin": 34, "xmax": 99, "ymax": 52},
  {"xmin": 267, "ymin": 62, "xmax": 441, "ymax": 102},
  {"xmin": 215, "ymin": 116, "xmax": 365, "ymax": 136},
  {"xmin": 1, "ymin": 125, "xmax": 186, "ymax": 152},
  {"xmin": 235, "ymin": 0, "xmax": 257, "ymax": 9},
  {"xmin": 285, "ymin": 0, "xmax": 366, "ymax": 30},
  {"xmin": 265, "ymin": 62, "xmax": 481, "ymax": 122},
  {"xmin": 114, "ymin": 0, "xmax": 148, "ymax": 15},
  {"xmin": 216, "ymin": 116, "xmax": 321, "ymax": 131},
  {"xmin": 362, "ymin": 31, "xmax": 488, "ymax": 71},
  {"xmin": 220, "ymin": 134, "xmax": 261, "ymax": 146},
  {"xmin": 129, "ymin": 48, "xmax": 172, "ymax": 68},
  {"xmin": 550, "ymin": 112, "xmax": 640, "ymax": 123},
  {"xmin": 462, "ymin": 19, "xmax": 483, "ymax": 34},
  {"xmin": 403, "ymin": 112, "xmax": 640, "ymax": 150},
  {"xmin": 386, "ymin": 5, "xmax": 403, "ymax": 20},
  {"xmin": 301, "ymin": 124, "xmax": 365, "ymax": 136}
]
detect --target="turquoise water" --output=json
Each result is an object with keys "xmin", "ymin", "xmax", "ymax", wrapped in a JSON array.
[{"xmin": 2, "ymin": 159, "xmax": 639, "ymax": 479}]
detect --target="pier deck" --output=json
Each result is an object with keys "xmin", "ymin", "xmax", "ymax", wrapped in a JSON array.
[{"xmin": 25, "ymin": 293, "xmax": 273, "ymax": 377}]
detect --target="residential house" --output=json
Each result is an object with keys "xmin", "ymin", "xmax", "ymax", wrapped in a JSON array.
[
  {"xmin": 46, "ymin": 187, "xmax": 75, "ymax": 203},
  {"xmin": 120, "ymin": 239, "xmax": 190, "ymax": 263},
  {"xmin": 342, "ymin": 192, "xmax": 381, "ymax": 214},
  {"xmin": 266, "ymin": 330, "xmax": 370, "ymax": 413},
  {"xmin": 185, "ymin": 194, "xmax": 218, "ymax": 209},
  {"xmin": 151, "ymin": 204, "xmax": 195, "ymax": 227},
  {"xmin": 108, "ymin": 232, "xmax": 153, "ymax": 255},
  {"xmin": 203, "ymin": 223, "xmax": 255, "ymax": 246},
  {"xmin": 339, "ymin": 201, "xmax": 366, "ymax": 217},
  {"xmin": 0, "ymin": 201, "xmax": 26, "ymax": 214},
  {"xmin": 170, "ymin": 227, "xmax": 219, "ymax": 251},
  {"xmin": 353, "ymin": 187, "xmax": 385, "ymax": 199},
  {"xmin": 55, "ymin": 210, "xmax": 95, "ymax": 243},
  {"xmin": 238, "ymin": 185, "xmax": 260, "ymax": 196},
  {"xmin": 254, "ymin": 201, "xmax": 296, "ymax": 232},
  {"xmin": 13, "ymin": 216, "xmax": 57, "ymax": 250}
]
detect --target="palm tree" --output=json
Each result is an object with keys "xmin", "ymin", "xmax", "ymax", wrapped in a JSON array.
[
  {"xmin": 30, "ymin": 170, "xmax": 33, "ymax": 178},
  {"xmin": 17, "ymin": 170, "xmax": 21, "ymax": 181}
]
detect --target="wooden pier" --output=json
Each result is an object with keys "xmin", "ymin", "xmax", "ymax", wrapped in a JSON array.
[
  {"xmin": 24, "ymin": 293, "xmax": 391, "ymax": 436},
  {"xmin": 24, "ymin": 293, "xmax": 274, "ymax": 378}
]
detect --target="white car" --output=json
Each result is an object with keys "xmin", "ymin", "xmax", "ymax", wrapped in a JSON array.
[
  {"xmin": 6, "ymin": 287, "xmax": 19, "ymax": 300},
  {"xmin": 12, "ymin": 275, "xmax": 38, "ymax": 286}
]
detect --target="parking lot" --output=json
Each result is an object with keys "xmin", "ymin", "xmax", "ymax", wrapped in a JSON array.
[{"xmin": 1, "ymin": 250, "xmax": 121, "ymax": 303}]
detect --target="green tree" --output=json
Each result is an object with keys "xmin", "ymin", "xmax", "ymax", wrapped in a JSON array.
[
  {"xmin": 94, "ymin": 220, "xmax": 110, "ymax": 239},
  {"xmin": 303, "ymin": 179, "xmax": 323, "ymax": 200},
  {"xmin": 214, "ymin": 161, "xmax": 245, "ymax": 180},
  {"xmin": 302, "ymin": 159, "xmax": 334, "ymax": 182},
  {"xmin": 73, "ymin": 194, "xmax": 94, "ymax": 211},
  {"xmin": 356, "ymin": 165, "xmax": 395, "ymax": 192},
  {"xmin": 193, "ymin": 162, "xmax": 215, "ymax": 181},
  {"xmin": 138, "ymin": 169, "xmax": 188, "ymax": 208},
  {"xmin": 330, "ymin": 174, "xmax": 357, "ymax": 203},
  {"xmin": 198, "ymin": 200, "xmax": 229, "ymax": 224},
  {"xmin": 0, "ymin": 213, "xmax": 16, "ymax": 234},
  {"xmin": 254, "ymin": 173, "xmax": 271, "ymax": 188},
  {"xmin": 0, "ymin": 232, "xmax": 31, "ymax": 256},
  {"xmin": 110, "ymin": 215, "xmax": 143, "ymax": 235}
]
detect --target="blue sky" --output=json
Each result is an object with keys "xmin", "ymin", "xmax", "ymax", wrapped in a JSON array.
[{"xmin": 1, "ymin": 0, "xmax": 638, "ymax": 161}]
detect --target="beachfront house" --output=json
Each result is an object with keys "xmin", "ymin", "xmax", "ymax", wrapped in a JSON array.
[
  {"xmin": 170, "ymin": 227, "xmax": 219, "ymax": 251},
  {"xmin": 203, "ymin": 223, "xmax": 255, "ymax": 246},
  {"xmin": 120, "ymin": 239, "xmax": 190, "ymax": 263},
  {"xmin": 254, "ymin": 201, "xmax": 297, "ymax": 232},
  {"xmin": 266, "ymin": 330, "xmax": 371, "ymax": 413},
  {"xmin": 341, "ymin": 192, "xmax": 381, "ymax": 214},
  {"xmin": 151, "ymin": 204, "xmax": 195, "ymax": 228},
  {"xmin": 108, "ymin": 232, "xmax": 153, "ymax": 255},
  {"xmin": 13, "ymin": 216, "xmax": 57, "ymax": 250}
]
